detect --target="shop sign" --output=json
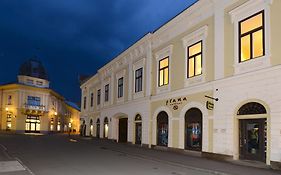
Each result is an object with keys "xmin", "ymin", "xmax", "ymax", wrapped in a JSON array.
[
  {"xmin": 166, "ymin": 97, "xmax": 187, "ymax": 110},
  {"xmin": 206, "ymin": 101, "xmax": 214, "ymax": 110}
]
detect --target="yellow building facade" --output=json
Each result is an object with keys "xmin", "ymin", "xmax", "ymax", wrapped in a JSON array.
[
  {"xmin": 0, "ymin": 59, "xmax": 80, "ymax": 134},
  {"xmin": 80, "ymin": 0, "xmax": 281, "ymax": 169}
]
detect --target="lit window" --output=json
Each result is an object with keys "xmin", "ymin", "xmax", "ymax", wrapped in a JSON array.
[
  {"xmin": 239, "ymin": 11, "xmax": 264, "ymax": 62},
  {"xmin": 7, "ymin": 95, "xmax": 12, "ymax": 105},
  {"xmin": 158, "ymin": 57, "xmax": 169, "ymax": 87},
  {"xmin": 6, "ymin": 114, "xmax": 12, "ymax": 130},
  {"xmin": 97, "ymin": 89, "xmax": 101, "ymax": 105},
  {"xmin": 135, "ymin": 68, "xmax": 143, "ymax": 93},
  {"xmin": 187, "ymin": 41, "xmax": 202, "ymax": 78},
  {"xmin": 117, "ymin": 78, "xmax": 123, "ymax": 98},
  {"xmin": 104, "ymin": 84, "xmax": 109, "ymax": 102}
]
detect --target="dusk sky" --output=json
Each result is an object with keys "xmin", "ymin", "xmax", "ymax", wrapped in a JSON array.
[{"xmin": 0, "ymin": 0, "xmax": 196, "ymax": 104}]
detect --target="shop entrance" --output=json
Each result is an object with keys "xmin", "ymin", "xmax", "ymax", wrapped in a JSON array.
[
  {"xmin": 157, "ymin": 111, "xmax": 168, "ymax": 147},
  {"xmin": 185, "ymin": 108, "xmax": 202, "ymax": 151},
  {"xmin": 25, "ymin": 115, "xmax": 40, "ymax": 133},
  {"xmin": 104, "ymin": 117, "xmax": 109, "ymax": 139},
  {"xmin": 118, "ymin": 118, "xmax": 128, "ymax": 143},
  {"xmin": 237, "ymin": 102, "xmax": 267, "ymax": 163},
  {"xmin": 239, "ymin": 119, "xmax": 266, "ymax": 162},
  {"xmin": 135, "ymin": 114, "xmax": 142, "ymax": 145}
]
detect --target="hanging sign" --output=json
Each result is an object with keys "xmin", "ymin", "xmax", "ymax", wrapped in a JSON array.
[{"xmin": 206, "ymin": 101, "xmax": 214, "ymax": 110}]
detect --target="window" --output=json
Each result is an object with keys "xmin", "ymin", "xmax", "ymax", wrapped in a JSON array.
[
  {"xmin": 83, "ymin": 96, "xmax": 87, "ymax": 109},
  {"xmin": 90, "ymin": 93, "xmax": 94, "ymax": 107},
  {"xmin": 158, "ymin": 57, "xmax": 169, "ymax": 87},
  {"xmin": 117, "ymin": 77, "xmax": 123, "ymax": 98},
  {"xmin": 6, "ymin": 114, "xmax": 12, "ymax": 130},
  {"xmin": 104, "ymin": 84, "xmax": 109, "ymax": 102},
  {"xmin": 97, "ymin": 89, "xmax": 101, "ymax": 105},
  {"xmin": 187, "ymin": 41, "xmax": 202, "ymax": 78},
  {"xmin": 239, "ymin": 11, "xmax": 264, "ymax": 62},
  {"xmin": 7, "ymin": 95, "xmax": 12, "ymax": 105},
  {"xmin": 135, "ymin": 68, "xmax": 143, "ymax": 93},
  {"xmin": 27, "ymin": 96, "xmax": 41, "ymax": 106}
]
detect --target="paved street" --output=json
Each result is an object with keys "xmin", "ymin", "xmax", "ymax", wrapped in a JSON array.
[{"xmin": 0, "ymin": 134, "xmax": 279, "ymax": 175}]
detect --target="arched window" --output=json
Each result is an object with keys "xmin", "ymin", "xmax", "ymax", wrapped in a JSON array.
[
  {"xmin": 89, "ymin": 119, "xmax": 93, "ymax": 136},
  {"xmin": 185, "ymin": 108, "xmax": 202, "ymax": 151},
  {"xmin": 135, "ymin": 114, "xmax": 142, "ymax": 121},
  {"xmin": 237, "ymin": 102, "xmax": 266, "ymax": 115},
  {"xmin": 157, "ymin": 111, "xmax": 168, "ymax": 147}
]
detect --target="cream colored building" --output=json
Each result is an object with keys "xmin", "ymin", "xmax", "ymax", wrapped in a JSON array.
[
  {"xmin": 0, "ymin": 59, "xmax": 80, "ymax": 134},
  {"xmin": 80, "ymin": 0, "xmax": 281, "ymax": 169}
]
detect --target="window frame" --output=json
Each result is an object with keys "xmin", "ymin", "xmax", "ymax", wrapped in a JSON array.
[
  {"xmin": 238, "ymin": 10, "xmax": 265, "ymax": 63},
  {"xmin": 83, "ymin": 96, "xmax": 87, "ymax": 109},
  {"xmin": 97, "ymin": 89, "xmax": 101, "ymax": 105},
  {"xmin": 135, "ymin": 68, "xmax": 143, "ymax": 93},
  {"xmin": 187, "ymin": 40, "xmax": 203, "ymax": 78},
  {"xmin": 104, "ymin": 84, "xmax": 109, "ymax": 102},
  {"xmin": 117, "ymin": 77, "xmax": 124, "ymax": 98},
  {"xmin": 90, "ymin": 92, "xmax": 94, "ymax": 107},
  {"xmin": 158, "ymin": 57, "xmax": 169, "ymax": 87}
]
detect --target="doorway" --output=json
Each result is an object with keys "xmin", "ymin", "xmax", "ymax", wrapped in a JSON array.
[
  {"xmin": 118, "ymin": 118, "xmax": 128, "ymax": 143},
  {"xmin": 25, "ymin": 115, "xmax": 40, "ymax": 133},
  {"xmin": 239, "ymin": 119, "xmax": 266, "ymax": 162},
  {"xmin": 135, "ymin": 114, "xmax": 142, "ymax": 145},
  {"xmin": 157, "ymin": 111, "xmax": 168, "ymax": 147}
]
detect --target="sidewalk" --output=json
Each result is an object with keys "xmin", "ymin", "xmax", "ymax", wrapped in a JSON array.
[
  {"xmin": 0, "ymin": 144, "xmax": 29, "ymax": 175},
  {"xmin": 78, "ymin": 137, "xmax": 280, "ymax": 175}
]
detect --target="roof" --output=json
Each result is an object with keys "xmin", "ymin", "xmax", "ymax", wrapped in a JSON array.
[{"xmin": 65, "ymin": 101, "xmax": 81, "ymax": 111}]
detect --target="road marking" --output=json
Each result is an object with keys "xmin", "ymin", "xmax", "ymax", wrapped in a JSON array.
[
  {"xmin": 15, "ymin": 157, "xmax": 35, "ymax": 175},
  {"xmin": 0, "ymin": 161, "xmax": 26, "ymax": 173},
  {"xmin": 70, "ymin": 139, "xmax": 78, "ymax": 142}
]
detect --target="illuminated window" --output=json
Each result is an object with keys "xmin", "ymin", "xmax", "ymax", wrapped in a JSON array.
[
  {"xmin": 97, "ymin": 89, "xmax": 101, "ymax": 105},
  {"xmin": 6, "ymin": 114, "xmax": 12, "ymax": 130},
  {"xmin": 135, "ymin": 68, "xmax": 143, "ymax": 93},
  {"xmin": 117, "ymin": 77, "xmax": 123, "ymax": 98},
  {"xmin": 57, "ymin": 120, "xmax": 61, "ymax": 131},
  {"xmin": 239, "ymin": 11, "xmax": 264, "ymax": 62},
  {"xmin": 27, "ymin": 96, "xmax": 41, "ymax": 106},
  {"xmin": 104, "ymin": 84, "xmax": 109, "ymax": 102},
  {"xmin": 158, "ymin": 57, "xmax": 169, "ymax": 87},
  {"xmin": 187, "ymin": 41, "xmax": 202, "ymax": 78}
]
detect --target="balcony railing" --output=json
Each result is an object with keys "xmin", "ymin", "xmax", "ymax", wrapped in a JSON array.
[{"xmin": 23, "ymin": 103, "xmax": 46, "ymax": 111}]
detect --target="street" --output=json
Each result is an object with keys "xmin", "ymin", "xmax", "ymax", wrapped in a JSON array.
[{"xmin": 0, "ymin": 134, "xmax": 279, "ymax": 175}]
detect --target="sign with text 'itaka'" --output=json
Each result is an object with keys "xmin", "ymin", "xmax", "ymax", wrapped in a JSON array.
[{"xmin": 166, "ymin": 97, "xmax": 187, "ymax": 111}]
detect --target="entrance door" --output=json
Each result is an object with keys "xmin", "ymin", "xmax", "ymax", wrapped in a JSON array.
[
  {"xmin": 157, "ymin": 111, "xmax": 168, "ymax": 147},
  {"xmin": 185, "ymin": 108, "xmax": 202, "ymax": 151},
  {"xmin": 25, "ymin": 115, "xmax": 40, "ymax": 133},
  {"xmin": 135, "ymin": 122, "xmax": 142, "ymax": 144},
  {"xmin": 118, "ymin": 118, "xmax": 128, "ymax": 143},
  {"xmin": 239, "ymin": 119, "xmax": 266, "ymax": 162}
]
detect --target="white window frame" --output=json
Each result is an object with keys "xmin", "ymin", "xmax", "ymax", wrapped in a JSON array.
[
  {"xmin": 155, "ymin": 45, "xmax": 173, "ymax": 95},
  {"xmin": 182, "ymin": 25, "xmax": 208, "ymax": 88},
  {"xmin": 96, "ymin": 86, "xmax": 101, "ymax": 110},
  {"xmin": 116, "ymin": 69, "xmax": 126, "ymax": 103},
  {"xmin": 133, "ymin": 58, "xmax": 145, "ymax": 99},
  {"xmin": 229, "ymin": 0, "xmax": 272, "ymax": 75},
  {"xmin": 103, "ymin": 78, "xmax": 111, "ymax": 107}
]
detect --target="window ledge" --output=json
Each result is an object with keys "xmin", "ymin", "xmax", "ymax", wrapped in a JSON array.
[
  {"xmin": 116, "ymin": 97, "xmax": 125, "ymax": 103},
  {"xmin": 184, "ymin": 74, "xmax": 205, "ymax": 87},
  {"xmin": 233, "ymin": 55, "xmax": 271, "ymax": 75},
  {"xmin": 133, "ymin": 91, "xmax": 144, "ymax": 99},
  {"xmin": 156, "ymin": 84, "xmax": 171, "ymax": 95}
]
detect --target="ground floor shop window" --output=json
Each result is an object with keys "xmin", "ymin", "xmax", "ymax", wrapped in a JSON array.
[
  {"xmin": 90, "ymin": 119, "xmax": 93, "ymax": 136},
  {"xmin": 185, "ymin": 108, "xmax": 202, "ymax": 151},
  {"xmin": 104, "ymin": 117, "xmax": 109, "ymax": 138},
  {"xmin": 157, "ymin": 111, "xmax": 168, "ymax": 147},
  {"xmin": 25, "ymin": 115, "xmax": 40, "ymax": 133},
  {"xmin": 135, "ymin": 114, "xmax": 142, "ymax": 145},
  {"xmin": 6, "ymin": 114, "xmax": 12, "ymax": 130}
]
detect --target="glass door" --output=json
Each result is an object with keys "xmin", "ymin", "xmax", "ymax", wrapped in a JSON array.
[
  {"xmin": 239, "ymin": 119, "xmax": 266, "ymax": 162},
  {"xmin": 135, "ymin": 122, "xmax": 142, "ymax": 145}
]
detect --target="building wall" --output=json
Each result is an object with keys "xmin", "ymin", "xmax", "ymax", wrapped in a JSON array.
[{"xmin": 80, "ymin": 0, "xmax": 281, "ymax": 167}]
